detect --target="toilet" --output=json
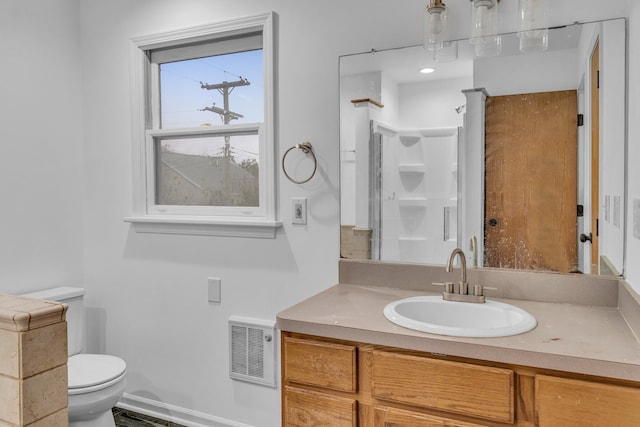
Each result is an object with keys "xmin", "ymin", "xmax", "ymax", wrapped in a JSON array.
[{"xmin": 23, "ymin": 287, "xmax": 127, "ymax": 427}]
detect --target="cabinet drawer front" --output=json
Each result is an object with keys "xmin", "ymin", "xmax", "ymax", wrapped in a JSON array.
[
  {"xmin": 373, "ymin": 405, "xmax": 488, "ymax": 427},
  {"xmin": 536, "ymin": 375, "xmax": 640, "ymax": 427},
  {"xmin": 284, "ymin": 386, "xmax": 357, "ymax": 427},
  {"xmin": 283, "ymin": 336, "xmax": 357, "ymax": 392},
  {"xmin": 371, "ymin": 351, "xmax": 514, "ymax": 423}
]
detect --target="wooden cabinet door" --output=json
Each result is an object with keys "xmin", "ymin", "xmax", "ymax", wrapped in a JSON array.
[
  {"xmin": 284, "ymin": 386, "xmax": 357, "ymax": 427},
  {"xmin": 536, "ymin": 375, "xmax": 640, "ymax": 426},
  {"xmin": 373, "ymin": 406, "xmax": 487, "ymax": 427}
]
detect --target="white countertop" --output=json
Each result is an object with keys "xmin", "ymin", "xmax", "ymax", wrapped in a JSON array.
[{"xmin": 277, "ymin": 283, "xmax": 640, "ymax": 381}]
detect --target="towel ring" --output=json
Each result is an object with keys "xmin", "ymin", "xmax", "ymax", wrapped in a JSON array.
[{"xmin": 282, "ymin": 142, "xmax": 317, "ymax": 184}]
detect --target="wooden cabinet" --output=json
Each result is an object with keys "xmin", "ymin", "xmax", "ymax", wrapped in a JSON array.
[
  {"xmin": 284, "ymin": 386, "xmax": 357, "ymax": 426},
  {"xmin": 281, "ymin": 333, "xmax": 640, "ymax": 426},
  {"xmin": 373, "ymin": 406, "xmax": 487, "ymax": 427},
  {"xmin": 535, "ymin": 375, "xmax": 640, "ymax": 427},
  {"xmin": 283, "ymin": 336, "xmax": 357, "ymax": 393},
  {"xmin": 371, "ymin": 351, "xmax": 513, "ymax": 423},
  {"xmin": 282, "ymin": 335, "xmax": 359, "ymax": 426}
]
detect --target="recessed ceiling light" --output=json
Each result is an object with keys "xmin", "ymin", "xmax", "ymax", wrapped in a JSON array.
[{"xmin": 419, "ymin": 67, "xmax": 435, "ymax": 74}]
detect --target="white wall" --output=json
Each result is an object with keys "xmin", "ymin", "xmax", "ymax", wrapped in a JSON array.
[
  {"xmin": 398, "ymin": 77, "xmax": 471, "ymax": 129},
  {"xmin": 599, "ymin": 19, "xmax": 627, "ymax": 274},
  {"xmin": 0, "ymin": 0, "xmax": 84, "ymax": 294},
  {"xmin": 627, "ymin": 3, "xmax": 640, "ymax": 289},
  {"xmin": 0, "ymin": 0, "xmax": 638, "ymax": 426},
  {"xmin": 474, "ymin": 48, "xmax": 579, "ymax": 95},
  {"xmin": 76, "ymin": 1, "xmax": 431, "ymax": 426}
]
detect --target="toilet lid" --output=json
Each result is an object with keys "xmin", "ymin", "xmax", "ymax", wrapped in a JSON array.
[{"xmin": 68, "ymin": 354, "xmax": 127, "ymax": 389}]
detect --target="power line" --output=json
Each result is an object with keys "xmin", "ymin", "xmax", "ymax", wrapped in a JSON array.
[
  {"xmin": 196, "ymin": 58, "xmax": 244, "ymax": 80},
  {"xmin": 160, "ymin": 67, "xmax": 201, "ymax": 84}
]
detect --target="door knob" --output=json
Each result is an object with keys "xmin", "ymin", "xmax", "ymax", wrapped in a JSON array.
[{"xmin": 580, "ymin": 233, "xmax": 592, "ymax": 243}]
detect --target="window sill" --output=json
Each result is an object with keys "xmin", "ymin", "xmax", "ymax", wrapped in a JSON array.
[{"xmin": 124, "ymin": 215, "xmax": 282, "ymax": 238}]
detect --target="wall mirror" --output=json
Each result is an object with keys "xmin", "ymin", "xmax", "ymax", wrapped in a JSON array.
[{"xmin": 339, "ymin": 18, "xmax": 626, "ymax": 276}]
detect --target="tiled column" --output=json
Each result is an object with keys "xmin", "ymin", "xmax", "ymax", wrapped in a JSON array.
[
  {"xmin": 351, "ymin": 227, "xmax": 372, "ymax": 260},
  {"xmin": 340, "ymin": 224, "xmax": 354, "ymax": 258},
  {"xmin": 0, "ymin": 295, "xmax": 68, "ymax": 427}
]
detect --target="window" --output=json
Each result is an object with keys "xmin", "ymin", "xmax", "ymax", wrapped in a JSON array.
[{"xmin": 126, "ymin": 13, "xmax": 280, "ymax": 237}]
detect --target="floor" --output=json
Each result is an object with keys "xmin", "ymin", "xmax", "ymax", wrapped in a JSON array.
[{"xmin": 112, "ymin": 408, "xmax": 186, "ymax": 427}]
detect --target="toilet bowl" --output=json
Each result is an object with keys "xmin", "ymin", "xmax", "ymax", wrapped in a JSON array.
[
  {"xmin": 67, "ymin": 354, "xmax": 127, "ymax": 427},
  {"xmin": 23, "ymin": 287, "xmax": 127, "ymax": 427}
]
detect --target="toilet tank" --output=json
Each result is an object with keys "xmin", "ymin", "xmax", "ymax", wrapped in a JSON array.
[{"xmin": 22, "ymin": 287, "xmax": 85, "ymax": 357}]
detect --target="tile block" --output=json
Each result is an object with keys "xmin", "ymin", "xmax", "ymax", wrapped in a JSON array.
[
  {"xmin": 0, "ymin": 295, "xmax": 66, "ymax": 333},
  {"xmin": 0, "ymin": 375, "xmax": 20, "ymax": 425},
  {"xmin": 26, "ymin": 408, "xmax": 67, "ymax": 427},
  {"xmin": 21, "ymin": 322, "xmax": 67, "ymax": 378},
  {"xmin": 0, "ymin": 329, "xmax": 20, "ymax": 378},
  {"xmin": 22, "ymin": 365, "xmax": 68, "ymax": 425}
]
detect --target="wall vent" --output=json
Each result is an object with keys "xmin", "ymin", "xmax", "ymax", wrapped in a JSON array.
[{"xmin": 228, "ymin": 316, "xmax": 276, "ymax": 387}]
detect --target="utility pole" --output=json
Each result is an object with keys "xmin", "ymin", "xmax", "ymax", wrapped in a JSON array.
[
  {"xmin": 200, "ymin": 78, "xmax": 250, "ymax": 124},
  {"xmin": 200, "ymin": 78, "xmax": 250, "ymax": 205}
]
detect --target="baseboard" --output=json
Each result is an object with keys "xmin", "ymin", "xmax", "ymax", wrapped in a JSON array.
[{"xmin": 116, "ymin": 393, "xmax": 255, "ymax": 427}]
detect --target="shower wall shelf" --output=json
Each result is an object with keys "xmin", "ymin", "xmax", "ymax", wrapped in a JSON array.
[
  {"xmin": 398, "ymin": 198, "xmax": 428, "ymax": 208},
  {"xmin": 398, "ymin": 164, "xmax": 426, "ymax": 173},
  {"xmin": 399, "ymin": 135, "xmax": 421, "ymax": 146}
]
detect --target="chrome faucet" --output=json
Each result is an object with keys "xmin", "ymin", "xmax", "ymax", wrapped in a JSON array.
[
  {"xmin": 446, "ymin": 248, "xmax": 468, "ymax": 295},
  {"xmin": 435, "ymin": 248, "xmax": 494, "ymax": 303}
]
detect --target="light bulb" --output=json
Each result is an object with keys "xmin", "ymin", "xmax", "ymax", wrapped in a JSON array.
[
  {"xmin": 429, "ymin": 11, "xmax": 444, "ymax": 35},
  {"xmin": 424, "ymin": 2, "xmax": 447, "ymax": 48},
  {"xmin": 475, "ymin": 4, "xmax": 489, "ymax": 34}
]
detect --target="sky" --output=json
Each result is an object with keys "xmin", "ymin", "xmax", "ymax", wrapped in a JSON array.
[{"xmin": 159, "ymin": 49, "xmax": 263, "ymax": 162}]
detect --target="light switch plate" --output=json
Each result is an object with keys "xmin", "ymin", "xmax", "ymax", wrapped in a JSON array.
[
  {"xmin": 292, "ymin": 197, "xmax": 307, "ymax": 225},
  {"xmin": 208, "ymin": 277, "xmax": 221, "ymax": 303}
]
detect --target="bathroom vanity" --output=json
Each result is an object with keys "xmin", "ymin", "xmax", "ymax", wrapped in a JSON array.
[{"xmin": 277, "ymin": 260, "xmax": 640, "ymax": 426}]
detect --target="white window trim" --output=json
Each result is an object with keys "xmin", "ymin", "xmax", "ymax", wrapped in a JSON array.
[
  {"xmin": 125, "ymin": 12, "xmax": 281, "ymax": 238},
  {"xmin": 146, "ymin": 124, "xmax": 264, "ymax": 217}
]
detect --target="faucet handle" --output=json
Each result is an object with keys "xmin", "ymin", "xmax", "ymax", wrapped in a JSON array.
[
  {"xmin": 433, "ymin": 282, "xmax": 455, "ymax": 293},
  {"xmin": 473, "ymin": 285, "xmax": 498, "ymax": 297}
]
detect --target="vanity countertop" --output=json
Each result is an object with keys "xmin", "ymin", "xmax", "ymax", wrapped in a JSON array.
[{"xmin": 277, "ymin": 281, "xmax": 640, "ymax": 382}]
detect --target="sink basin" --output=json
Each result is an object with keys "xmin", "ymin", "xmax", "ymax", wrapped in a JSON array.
[{"xmin": 383, "ymin": 296, "xmax": 537, "ymax": 338}]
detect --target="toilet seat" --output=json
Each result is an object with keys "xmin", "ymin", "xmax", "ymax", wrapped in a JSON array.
[{"xmin": 68, "ymin": 354, "xmax": 127, "ymax": 395}]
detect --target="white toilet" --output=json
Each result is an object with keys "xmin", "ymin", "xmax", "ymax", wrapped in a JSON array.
[{"xmin": 24, "ymin": 287, "xmax": 127, "ymax": 427}]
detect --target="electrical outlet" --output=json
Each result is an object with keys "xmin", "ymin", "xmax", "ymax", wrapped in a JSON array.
[
  {"xmin": 208, "ymin": 277, "xmax": 221, "ymax": 303},
  {"xmin": 292, "ymin": 197, "xmax": 307, "ymax": 225}
]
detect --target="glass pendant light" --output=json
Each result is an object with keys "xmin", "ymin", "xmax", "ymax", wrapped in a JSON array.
[
  {"xmin": 518, "ymin": 0, "xmax": 549, "ymax": 53},
  {"xmin": 469, "ymin": 0, "xmax": 501, "ymax": 57},
  {"xmin": 424, "ymin": 0, "xmax": 458, "ymax": 62},
  {"xmin": 424, "ymin": 0, "xmax": 448, "ymax": 48}
]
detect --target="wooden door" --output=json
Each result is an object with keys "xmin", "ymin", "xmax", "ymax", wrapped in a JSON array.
[
  {"xmin": 590, "ymin": 42, "xmax": 600, "ymax": 274},
  {"xmin": 485, "ymin": 91, "xmax": 578, "ymax": 272}
]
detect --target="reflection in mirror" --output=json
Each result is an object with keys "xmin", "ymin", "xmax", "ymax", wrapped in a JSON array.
[{"xmin": 340, "ymin": 19, "xmax": 626, "ymax": 276}]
